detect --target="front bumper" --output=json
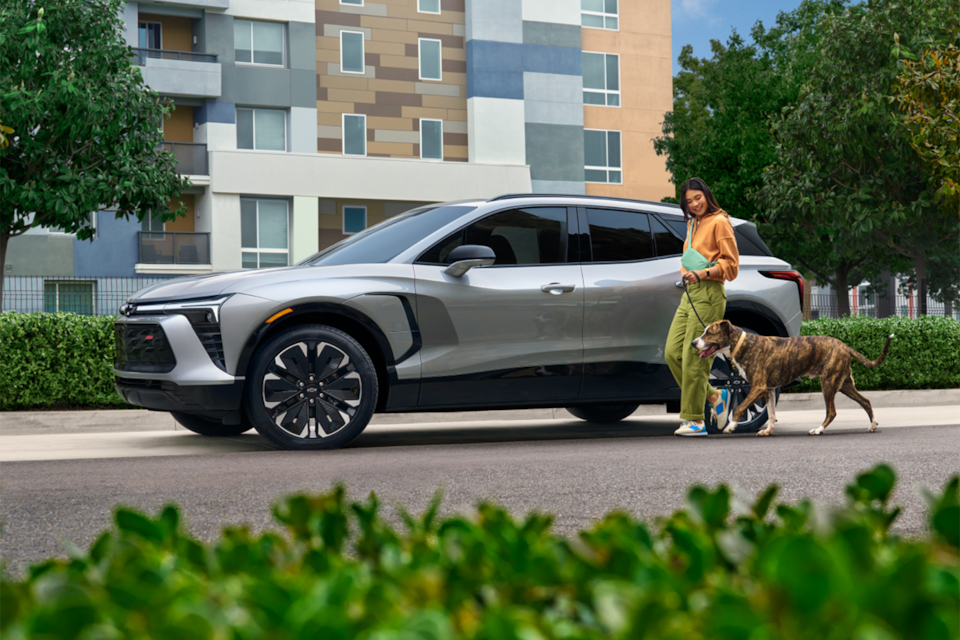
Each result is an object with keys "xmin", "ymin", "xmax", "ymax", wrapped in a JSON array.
[{"xmin": 115, "ymin": 378, "xmax": 245, "ymax": 420}]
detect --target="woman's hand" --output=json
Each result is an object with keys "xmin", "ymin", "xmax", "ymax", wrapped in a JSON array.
[{"xmin": 682, "ymin": 270, "xmax": 700, "ymax": 285}]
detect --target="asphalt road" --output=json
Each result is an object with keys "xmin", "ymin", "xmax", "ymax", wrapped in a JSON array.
[{"xmin": 2, "ymin": 412, "xmax": 958, "ymax": 578}]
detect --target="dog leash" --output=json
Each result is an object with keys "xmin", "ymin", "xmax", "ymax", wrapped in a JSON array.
[{"xmin": 676, "ymin": 279, "xmax": 709, "ymax": 328}]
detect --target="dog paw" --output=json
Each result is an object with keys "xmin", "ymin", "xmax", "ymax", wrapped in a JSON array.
[
  {"xmin": 869, "ymin": 421, "xmax": 878, "ymax": 433},
  {"xmin": 722, "ymin": 422, "xmax": 738, "ymax": 434},
  {"xmin": 808, "ymin": 427, "xmax": 824, "ymax": 435},
  {"xmin": 757, "ymin": 429, "xmax": 772, "ymax": 436}
]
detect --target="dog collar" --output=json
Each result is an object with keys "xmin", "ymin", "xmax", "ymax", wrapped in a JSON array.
[{"xmin": 730, "ymin": 331, "xmax": 746, "ymax": 359}]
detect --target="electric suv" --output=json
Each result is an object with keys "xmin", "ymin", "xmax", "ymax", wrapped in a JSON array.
[{"xmin": 114, "ymin": 194, "xmax": 803, "ymax": 449}]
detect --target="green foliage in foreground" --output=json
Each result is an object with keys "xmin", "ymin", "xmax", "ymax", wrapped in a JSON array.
[
  {"xmin": 0, "ymin": 313, "xmax": 125, "ymax": 410},
  {"xmin": 2, "ymin": 465, "xmax": 958, "ymax": 639},
  {"xmin": 793, "ymin": 315, "xmax": 960, "ymax": 392}
]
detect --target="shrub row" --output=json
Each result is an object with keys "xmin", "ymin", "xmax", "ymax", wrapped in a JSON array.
[
  {"xmin": 1, "ymin": 313, "xmax": 957, "ymax": 410},
  {"xmin": 2, "ymin": 465, "xmax": 957, "ymax": 639}
]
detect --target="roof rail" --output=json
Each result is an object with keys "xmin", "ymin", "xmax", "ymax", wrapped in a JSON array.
[{"xmin": 487, "ymin": 193, "xmax": 680, "ymax": 209}]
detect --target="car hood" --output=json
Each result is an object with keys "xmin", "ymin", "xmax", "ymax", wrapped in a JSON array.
[{"xmin": 129, "ymin": 265, "xmax": 309, "ymax": 302}]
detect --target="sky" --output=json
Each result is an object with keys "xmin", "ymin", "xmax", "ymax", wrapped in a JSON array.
[{"xmin": 670, "ymin": 0, "xmax": 807, "ymax": 76}]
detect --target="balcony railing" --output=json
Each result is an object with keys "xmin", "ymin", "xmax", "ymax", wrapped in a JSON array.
[
  {"xmin": 131, "ymin": 47, "xmax": 218, "ymax": 65},
  {"xmin": 160, "ymin": 142, "xmax": 208, "ymax": 176},
  {"xmin": 139, "ymin": 232, "xmax": 210, "ymax": 265}
]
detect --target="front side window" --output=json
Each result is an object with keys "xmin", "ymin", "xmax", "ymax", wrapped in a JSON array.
[
  {"xmin": 651, "ymin": 216, "xmax": 684, "ymax": 256},
  {"xmin": 235, "ymin": 20, "xmax": 284, "ymax": 66},
  {"xmin": 420, "ymin": 119, "xmax": 443, "ymax": 160},
  {"xmin": 582, "ymin": 0, "xmax": 618, "ymax": 30},
  {"xmin": 44, "ymin": 281, "xmax": 94, "ymax": 314},
  {"xmin": 419, "ymin": 38, "xmax": 442, "ymax": 81},
  {"xmin": 343, "ymin": 206, "xmax": 367, "ymax": 234},
  {"xmin": 237, "ymin": 107, "xmax": 286, "ymax": 151},
  {"xmin": 341, "ymin": 31, "xmax": 365, "ymax": 74},
  {"xmin": 343, "ymin": 113, "xmax": 366, "ymax": 156},
  {"xmin": 138, "ymin": 22, "xmax": 161, "ymax": 49},
  {"xmin": 418, "ymin": 0, "xmax": 440, "ymax": 13},
  {"xmin": 419, "ymin": 207, "xmax": 567, "ymax": 266},
  {"xmin": 241, "ymin": 198, "xmax": 289, "ymax": 269},
  {"xmin": 586, "ymin": 209, "xmax": 652, "ymax": 262},
  {"xmin": 582, "ymin": 52, "xmax": 620, "ymax": 106},
  {"xmin": 584, "ymin": 129, "xmax": 621, "ymax": 184}
]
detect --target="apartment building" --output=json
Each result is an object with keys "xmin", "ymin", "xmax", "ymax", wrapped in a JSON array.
[{"xmin": 3, "ymin": 0, "xmax": 672, "ymax": 314}]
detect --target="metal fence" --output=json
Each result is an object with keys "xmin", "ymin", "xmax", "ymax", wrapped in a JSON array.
[
  {"xmin": 159, "ymin": 142, "xmax": 208, "ymax": 176},
  {"xmin": 809, "ymin": 292, "xmax": 958, "ymax": 320},
  {"xmin": 139, "ymin": 231, "xmax": 210, "ymax": 264},
  {"xmin": 130, "ymin": 47, "xmax": 218, "ymax": 65},
  {"xmin": 2, "ymin": 276, "xmax": 178, "ymax": 316}
]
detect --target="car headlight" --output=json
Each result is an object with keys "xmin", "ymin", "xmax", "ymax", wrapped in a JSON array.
[{"xmin": 120, "ymin": 296, "xmax": 232, "ymax": 325}]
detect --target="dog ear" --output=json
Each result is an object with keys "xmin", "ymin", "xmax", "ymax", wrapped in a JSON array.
[{"xmin": 719, "ymin": 319, "xmax": 732, "ymax": 335}]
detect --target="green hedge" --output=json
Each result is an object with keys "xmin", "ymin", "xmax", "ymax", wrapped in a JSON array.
[
  {"xmin": 791, "ymin": 315, "xmax": 960, "ymax": 392},
  {"xmin": 2, "ymin": 465, "xmax": 957, "ymax": 639},
  {"xmin": 0, "ymin": 313, "xmax": 127, "ymax": 410}
]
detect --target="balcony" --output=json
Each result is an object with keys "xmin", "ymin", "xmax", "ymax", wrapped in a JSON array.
[
  {"xmin": 131, "ymin": 48, "xmax": 221, "ymax": 99},
  {"xmin": 161, "ymin": 142, "xmax": 208, "ymax": 176},
  {"xmin": 137, "ymin": 232, "xmax": 211, "ymax": 275}
]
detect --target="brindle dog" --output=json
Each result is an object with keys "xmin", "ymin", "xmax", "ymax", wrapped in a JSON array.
[{"xmin": 692, "ymin": 320, "xmax": 893, "ymax": 436}]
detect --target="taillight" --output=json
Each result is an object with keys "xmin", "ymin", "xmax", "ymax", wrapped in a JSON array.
[{"xmin": 760, "ymin": 270, "xmax": 804, "ymax": 309}]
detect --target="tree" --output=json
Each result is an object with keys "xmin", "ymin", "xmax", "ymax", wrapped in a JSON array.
[
  {"xmin": 893, "ymin": 38, "xmax": 960, "ymax": 219},
  {"xmin": 755, "ymin": 0, "xmax": 957, "ymax": 316},
  {"xmin": 0, "ymin": 0, "xmax": 189, "ymax": 301}
]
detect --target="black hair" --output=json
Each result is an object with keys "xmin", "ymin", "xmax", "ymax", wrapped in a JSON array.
[{"xmin": 679, "ymin": 177, "xmax": 722, "ymax": 222}]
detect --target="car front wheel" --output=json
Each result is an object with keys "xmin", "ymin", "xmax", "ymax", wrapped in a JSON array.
[
  {"xmin": 244, "ymin": 325, "xmax": 378, "ymax": 450},
  {"xmin": 171, "ymin": 412, "xmax": 253, "ymax": 437},
  {"xmin": 565, "ymin": 404, "xmax": 640, "ymax": 423}
]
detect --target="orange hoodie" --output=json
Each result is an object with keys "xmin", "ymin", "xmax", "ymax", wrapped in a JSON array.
[{"xmin": 679, "ymin": 209, "xmax": 739, "ymax": 282}]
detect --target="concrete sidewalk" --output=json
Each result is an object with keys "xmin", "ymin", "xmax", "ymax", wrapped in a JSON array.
[{"xmin": 1, "ymin": 388, "xmax": 956, "ymax": 437}]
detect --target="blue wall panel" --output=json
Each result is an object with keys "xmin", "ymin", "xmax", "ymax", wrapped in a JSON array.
[
  {"xmin": 467, "ymin": 40, "xmax": 583, "ymax": 99},
  {"xmin": 194, "ymin": 100, "xmax": 236, "ymax": 126},
  {"xmin": 74, "ymin": 212, "xmax": 140, "ymax": 277}
]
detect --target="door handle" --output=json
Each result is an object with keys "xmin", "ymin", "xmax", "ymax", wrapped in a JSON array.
[{"xmin": 541, "ymin": 283, "xmax": 576, "ymax": 295}]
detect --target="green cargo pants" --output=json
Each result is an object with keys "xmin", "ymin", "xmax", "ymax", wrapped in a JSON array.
[{"xmin": 664, "ymin": 279, "xmax": 727, "ymax": 421}]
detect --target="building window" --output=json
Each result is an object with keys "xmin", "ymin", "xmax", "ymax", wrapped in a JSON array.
[
  {"xmin": 420, "ymin": 119, "xmax": 443, "ymax": 160},
  {"xmin": 44, "ymin": 281, "xmax": 94, "ymax": 315},
  {"xmin": 342, "ymin": 114, "xmax": 366, "ymax": 156},
  {"xmin": 237, "ymin": 107, "xmax": 286, "ymax": 151},
  {"xmin": 418, "ymin": 0, "xmax": 440, "ymax": 14},
  {"xmin": 340, "ymin": 31, "xmax": 365, "ymax": 74},
  {"xmin": 340, "ymin": 0, "xmax": 363, "ymax": 5},
  {"xmin": 582, "ymin": 0, "xmax": 618, "ymax": 30},
  {"xmin": 582, "ymin": 52, "xmax": 619, "ymax": 106},
  {"xmin": 584, "ymin": 129, "xmax": 621, "ymax": 184},
  {"xmin": 141, "ymin": 212, "xmax": 164, "ymax": 233},
  {"xmin": 343, "ymin": 206, "xmax": 367, "ymax": 234},
  {"xmin": 241, "ymin": 199, "xmax": 289, "ymax": 269},
  {"xmin": 234, "ymin": 20, "xmax": 284, "ymax": 66},
  {"xmin": 138, "ymin": 22, "xmax": 161, "ymax": 49},
  {"xmin": 418, "ymin": 38, "xmax": 442, "ymax": 81}
]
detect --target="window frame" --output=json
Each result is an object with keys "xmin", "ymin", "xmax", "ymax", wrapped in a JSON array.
[
  {"xmin": 342, "ymin": 205, "xmax": 367, "ymax": 235},
  {"xmin": 415, "ymin": 206, "xmax": 570, "ymax": 267},
  {"xmin": 584, "ymin": 129, "xmax": 622, "ymax": 185},
  {"xmin": 240, "ymin": 198, "xmax": 291, "ymax": 269},
  {"xmin": 236, "ymin": 107, "xmax": 288, "ymax": 152},
  {"xmin": 419, "ymin": 118, "xmax": 444, "ymax": 161},
  {"xmin": 43, "ymin": 280, "xmax": 95, "ymax": 314},
  {"xmin": 418, "ymin": 37, "xmax": 443, "ymax": 81},
  {"xmin": 342, "ymin": 113, "xmax": 367, "ymax": 156},
  {"xmin": 340, "ymin": 30, "xmax": 366, "ymax": 75},
  {"xmin": 138, "ymin": 21, "xmax": 162, "ymax": 49},
  {"xmin": 234, "ymin": 19, "xmax": 286, "ymax": 68},
  {"xmin": 580, "ymin": 208, "xmax": 656, "ymax": 265},
  {"xmin": 340, "ymin": 0, "xmax": 363, "ymax": 5},
  {"xmin": 581, "ymin": 0, "xmax": 619, "ymax": 31},
  {"xmin": 582, "ymin": 51, "xmax": 620, "ymax": 107},
  {"xmin": 417, "ymin": 0, "xmax": 441, "ymax": 15}
]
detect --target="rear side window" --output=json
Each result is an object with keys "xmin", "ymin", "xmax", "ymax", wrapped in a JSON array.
[
  {"xmin": 651, "ymin": 216, "xmax": 683, "ymax": 256},
  {"xmin": 418, "ymin": 207, "xmax": 567, "ymax": 265},
  {"xmin": 586, "ymin": 208, "xmax": 653, "ymax": 262}
]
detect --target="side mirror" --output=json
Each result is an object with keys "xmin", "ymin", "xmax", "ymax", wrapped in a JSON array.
[{"xmin": 443, "ymin": 244, "xmax": 496, "ymax": 277}]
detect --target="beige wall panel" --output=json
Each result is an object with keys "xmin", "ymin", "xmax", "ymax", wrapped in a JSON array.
[
  {"xmin": 317, "ymin": 111, "xmax": 344, "ymax": 125},
  {"xmin": 620, "ymin": 33, "xmax": 672, "ymax": 59},
  {"xmin": 380, "ymin": 54, "xmax": 419, "ymax": 69},
  {"xmin": 315, "ymin": 0, "xmax": 341, "ymax": 10},
  {"xmin": 316, "ymin": 36, "xmax": 339, "ymax": 50},
  {"xmin": 317, "ymin": 149, "xmax": 340, "ymax": 156},
  {"xmin": 360, "ymin": 15, "xmax": 409, "ymax": 31},
  {"xmin": 367, "ymin": 78, "xmax": 417, "ymax": 92},
  {"xmin": 164, "ymin": 106, "xmax": 194, "ymax": 142},
  {"xmin": 316, "ymin": 48, "xmax": 341, "ymax": 63},
  {"xmin": 367, "ymin": 116, "xmax": 414, "ymax": 130},
  {"xmin": 621, "ymin": 0, "xmax": 671, "ymax": 34},
  {"xmin": 443, "ymin": 145, "xmax": 468, "ymax": 158},
  {"xmin": 320, "ymin": 74, "xmax": 370, "ymax": 90},
  {"xmin": 385, "ymin": 5, "xmax": 464, "ymax": 22},
  {"xmin": 317, "ymin": 100, "xmax": 356, "ymax": 113},
  {"xmin": 328, "ymin": 88, "xmax": 378, "ymax": 103},
  {"xmin": 338, "ymin": 199, "xmax": 386, "ymax": 216},
  {"xmin": 439, "ymin": 71, "xmax": 466, "ymax": 85},
  {"xmin": 406, "ymin": 19, "xmax": 454, "ymax": 34},
  {"xmin": 371, "ymin": 29, "xmax": 418, "ymax": 44},
  {"xmin": 621, "ymin": 55, "xmax": 673, "ymax": 88},
  {"xmin": 367, "ymin": 141, "xmax": 414, "ymax": 155},
  {"xmin": 442, "ymin": 47, "xmax": 466, "ymax": 61},
  {"xmin": 581, "ymin": 29, "xmax": 620, "ymax": 54},
  {"xmin": 446, "ymin": 109, "xmax": 467, "ymax": 121},
  {"xmin": 583, "ymin": 107, "xmax": 623, "ymax": 132},
  {"xmin": 421, "ymin": 95, "xmax": 466, "ymax": 109},
  {"xmin": 622, "ymin": 88, "xmax": 672, "ymax": 113},
  {"xmin": 621, "ymin": 108, "xmax": 670, "ymax": 135},
  {"xmin": 402, "ymin": 106, "xmax": 447, "ymax": 119},
  {"xmin": 365, "ymin": 40, "xmax": 407, "ymax": 55}
]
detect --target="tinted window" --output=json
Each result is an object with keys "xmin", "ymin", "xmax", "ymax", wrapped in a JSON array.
[
  {"xmin": 586, "ymin": 208, "xmax": 652, "ymax": 262},
  {"xmin": 419, "ymin": 207, "xmax": 567, "ymax": 265},
  {"xmin": 661, "ymin": 215, "xmax": 689, "ymax": 240},
  {"xmin": 651, "ymin": 216, "xmax": 683, "ymax": 256},
  {"xmin": 302, "ymin": 205, "xmax": 476, "ymax": 266}
]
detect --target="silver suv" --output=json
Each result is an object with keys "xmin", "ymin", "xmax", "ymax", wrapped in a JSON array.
[{"xmin": 114, "ymin": 194, "xmax": 803, "ymax": 449}]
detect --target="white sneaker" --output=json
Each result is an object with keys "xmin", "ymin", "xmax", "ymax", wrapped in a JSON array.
[
  {"xmin": 674, "ymin": 421, "xmax": 707, "ymax": 437},
  {"xmin": 711, "ymin": 389, "xmax": 731, "ymax": 432}
]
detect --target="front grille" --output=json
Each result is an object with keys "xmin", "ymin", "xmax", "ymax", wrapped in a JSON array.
[
  {"xmin": 114, "ymin": 323, "xmax": 176, "ymax": 373},
  {"xmin": 193, "ymin": 323, "xmax": 226, "ymax": 371}
]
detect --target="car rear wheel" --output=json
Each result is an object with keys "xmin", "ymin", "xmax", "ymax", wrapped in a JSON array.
[
  {"xmin": 244, "ymin": 325, "xmax": 378, "ymax": 450},
  {"xmin": 565, "ymin": 404, "xmax": 640, "ymax": 423},
  {"xmin": 171, "ymin": 412, "xmax": 253, "ymax": 437},
  {"xmin": 706, "ymin": 326, "xmax": 779, "ymax": 435}
]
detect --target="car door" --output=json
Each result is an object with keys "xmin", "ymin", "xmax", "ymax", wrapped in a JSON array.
[
  {"xmin": 413, "ymin": 206, "xmax": 584, "ymax": 408},
  {"xmin": 579, "ymin": 207, "xmax": 686, "ymax": 400}
]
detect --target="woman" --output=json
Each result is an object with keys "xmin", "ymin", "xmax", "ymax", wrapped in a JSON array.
[{"xmin": 666, "ymin": 177, "xmax": 740, "ymax": 437}]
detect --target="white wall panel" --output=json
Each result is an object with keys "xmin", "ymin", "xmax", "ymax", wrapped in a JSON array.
[
  {"xmin": 467, "ymin": 97, "xmax": 526, "ymax": 165},
  {"xmin": 291, "ymin": 196, "xmax": 319, "ymax": 263},
  {"xmin": 521, "ymin": 0, "xmax": 580, "ymax": 26},
  {"xmin": 289, "ymin": 107, "xmax": 318, "ymax": 154}
]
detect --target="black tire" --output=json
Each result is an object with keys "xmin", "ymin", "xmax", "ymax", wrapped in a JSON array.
[
  {"xmin": 565, "ymin": 403, "xmax": 640, "ymax": 423},
  {"xmin": 705, "ymin": 326, "xmax": 779, "ymax": 435},
  {"xmin": 171, "ymin": 412, "xmax": 253, "ymax": 437},
  {"xmin": 244, "ymin": 325, "xmax": 378, "ymax": 450}
]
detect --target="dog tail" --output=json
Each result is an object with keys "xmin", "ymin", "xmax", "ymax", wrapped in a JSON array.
[{"xmin": 848, "ymin": 334, "xmax": 894, "ymax": 368}]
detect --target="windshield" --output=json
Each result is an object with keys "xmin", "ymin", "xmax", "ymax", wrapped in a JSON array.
[{"xmin": 299, "ymin": 204, "xmax": 479, "ymax": 266}]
